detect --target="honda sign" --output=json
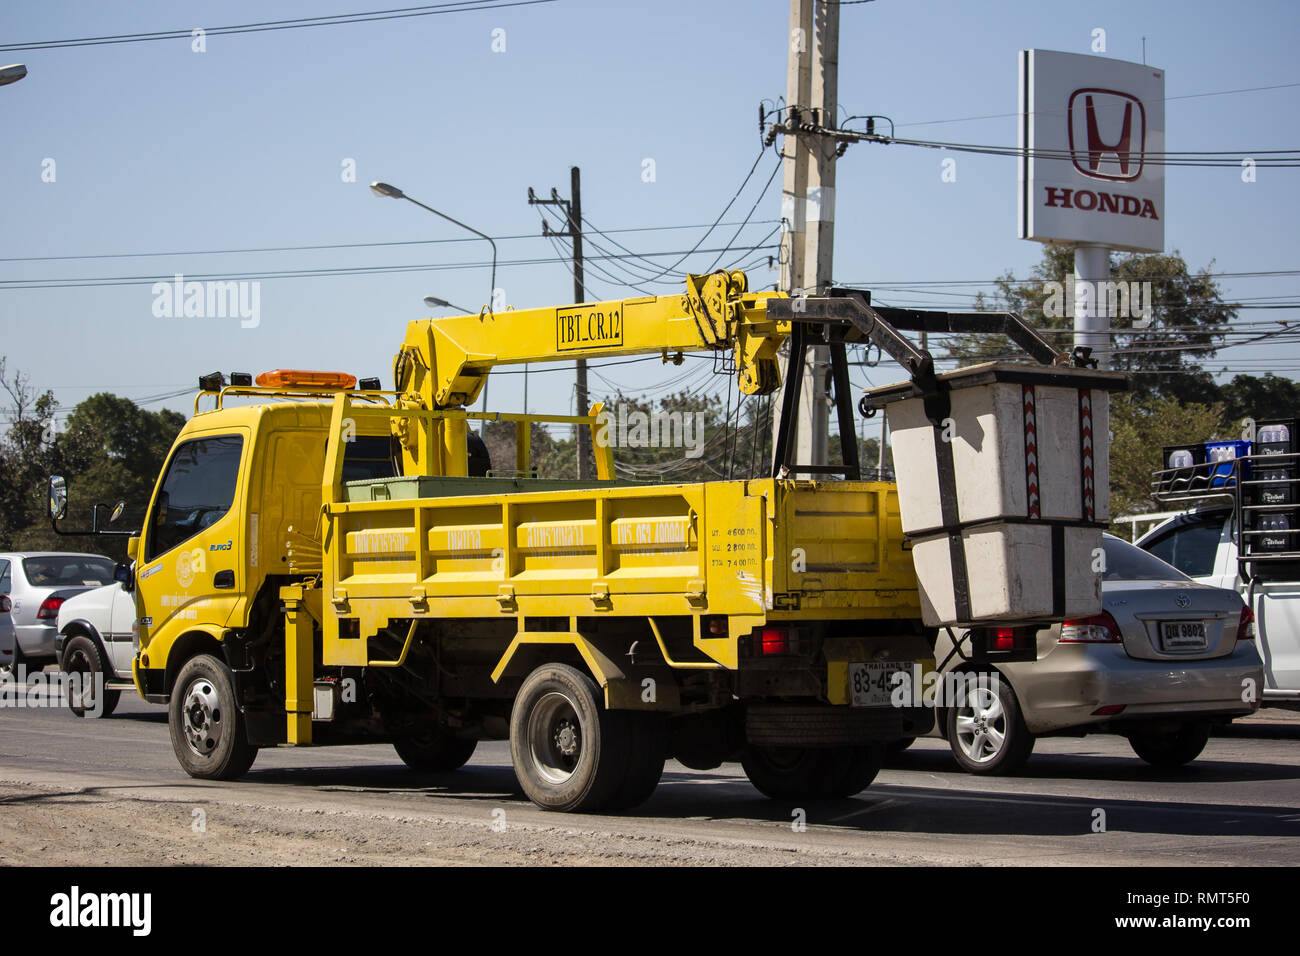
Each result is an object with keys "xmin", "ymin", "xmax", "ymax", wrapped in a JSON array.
[{"xmin": 1019, "ymin": 50, "xmax": 1165, "ymax": 253}]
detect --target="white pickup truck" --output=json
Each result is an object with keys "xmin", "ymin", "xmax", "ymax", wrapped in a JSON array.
[
  {"xmin": 1137, "ymin": 506, "xmax": 1300, "ymax": 708},
  {"xmin": 54, "ymin": 581, "xmax": 138, "ymax": 717}
]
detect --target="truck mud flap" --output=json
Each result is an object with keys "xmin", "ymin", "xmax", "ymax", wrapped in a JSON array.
[{"xmin": 746, "ymin": 704, "xmax": 904, "ymax": 747}]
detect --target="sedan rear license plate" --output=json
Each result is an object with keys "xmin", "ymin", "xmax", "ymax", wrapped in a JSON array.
[
  {"xmin": 1160, "ymin": 621, "xmax": 1208, "ymax": 651},
  {"xmin": 849, "ymin": 661, "xmax": 909, "ymax": 707}
]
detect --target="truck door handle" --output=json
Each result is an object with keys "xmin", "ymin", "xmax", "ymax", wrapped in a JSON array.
[{"xmin": 214, "ymin": 570, "xmax": 235, "ymax": 589}]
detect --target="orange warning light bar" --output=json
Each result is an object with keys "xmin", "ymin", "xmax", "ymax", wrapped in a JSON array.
[{"xmin": 254, "ymin": 369, "xmax": 357, "ymax": 389}]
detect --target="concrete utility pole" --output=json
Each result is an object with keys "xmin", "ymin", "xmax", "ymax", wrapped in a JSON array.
[
  {"xmin": 528, "ymin": 167, "xmax": 592, "ymax": 477},
  {"xmin": 775, "ymin": 0, "xmax": 840, "ymax": 470}
]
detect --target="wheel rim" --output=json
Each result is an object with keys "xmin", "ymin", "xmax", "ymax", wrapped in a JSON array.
[
  {"xmin": 526, "ymin": 691, "xmax": 584, "ymax": 785},
  {"xmin": 954, "ymin": 685, "xmax": 1006, "ymax": 763},
  {"xmin": 181, "ymin": 678, "xmax": 223, "ymax": 758},
  {"xmin": 65, "ymin": 648, "xmax": 94, "ymax": 710}
]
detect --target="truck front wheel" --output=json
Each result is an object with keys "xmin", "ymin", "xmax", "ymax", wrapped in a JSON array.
[
  {"xmin": 168, "ymin": 654, "xmax": 258, "ymax": 780},
  {"xmin": 509, "ymin": 664, "xmax": 632, "ymax": 812}
]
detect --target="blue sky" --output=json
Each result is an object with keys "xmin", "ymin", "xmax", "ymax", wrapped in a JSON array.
[{"xmin": 2, "ymin": 0, "xmax": 1297, "ymax": 427}]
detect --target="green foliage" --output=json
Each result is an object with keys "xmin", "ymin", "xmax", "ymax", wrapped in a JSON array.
[
  {"xmin": 1215, "ymin": 373, "xmax": 1300, "ymax": 427},
  {"xmin": 1108, "ymin": 392, "xmax": 1229, "ymax": 517},
  {"xmin": 959, "ymin": 245, "xmax": 1235, "ymax": 404},
  {"xmin": 0, "ymin": 360, "xmax": 185, "ymax": 561}
]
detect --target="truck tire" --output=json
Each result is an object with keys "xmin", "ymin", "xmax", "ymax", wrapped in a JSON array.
[
  {"xmin": 394, "ymin": 731, "xmax": 477, "ymax": 772},
  {"xmin": 169, "ymin": 654, "xmax": 258, "ymax": 780},
  {"xmin": 607, "ymin": 713, "xmax": 667, "ymax": 811},
  {"xmin": 509, "ymin": 663, "xmax": 631, "ymax": 812},
  {"xmin": 829, "ymin": 745, "xmax": 887, "ymax": 798},
  {"xmin": 1129, "ymin": 723, "xmax": 1211, "ymax": 768},
  {"xmin": 740, "ymin": 744, "xmax": 881, "ymax": 801},
  {"xmin": 946, "ymin": 671, "xmax": 1034, "ymax": 775},
  {"xmin": 61, "ymin": 634, "xmax": 119, "ymax": 718}
]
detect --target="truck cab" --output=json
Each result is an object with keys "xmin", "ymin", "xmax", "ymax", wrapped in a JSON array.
[{"xmin": 130, "ymin": 398, "xmax": 394, "ymax": 705}]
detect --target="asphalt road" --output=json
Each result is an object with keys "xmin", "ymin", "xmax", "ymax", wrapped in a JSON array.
[{"xmin": 1, "ymin": 690, "xmax": 1297, "ymax": 866}]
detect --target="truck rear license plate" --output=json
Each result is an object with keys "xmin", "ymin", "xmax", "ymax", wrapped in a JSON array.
[
  {"xmin": 849, "ymin": 661, "xmax": 909, "ymax": 707},
  {"xmin": 1159, "ymin": 621, "xmax": 1208, "ymax": 651}
]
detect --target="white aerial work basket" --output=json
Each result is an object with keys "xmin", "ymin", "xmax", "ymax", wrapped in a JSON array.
[{"xmin": 865, "ymin": 361, "xmax": 1127, "ymax": 627}]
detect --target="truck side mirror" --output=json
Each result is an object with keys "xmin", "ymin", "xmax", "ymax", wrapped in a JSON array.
[
  {"xmin": 49, "ymin": 475, "xmax": 67, "ymax": 521},
  {"xmin": 114, "ymin": 562, "xmax": 134, "ymax": 592},
  {"xmin": 126, "ymin": 536, "xmax": 139, "ymax": 561}
]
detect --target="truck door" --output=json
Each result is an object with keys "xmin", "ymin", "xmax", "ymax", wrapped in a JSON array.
[{"xmin": 136, "ymin": 432, "xmax": 248, "ymax": 660}]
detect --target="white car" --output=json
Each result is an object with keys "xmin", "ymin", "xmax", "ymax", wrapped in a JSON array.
[
  {"xmin": 1138, "ymin": 506, "xmax": 1300, "ymax": 707},
  {"xmin": 0, "ymin": 593, "xmax": 15, "ymax": 670},
  {"xmin": 55, "ymin": 581, "xmax": 138, "ymax": 717}
]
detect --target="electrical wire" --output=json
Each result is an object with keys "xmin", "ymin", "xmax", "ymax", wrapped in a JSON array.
[{"xmin": 0, "ymin": 1, "xmax": 558, "ymax": 53}]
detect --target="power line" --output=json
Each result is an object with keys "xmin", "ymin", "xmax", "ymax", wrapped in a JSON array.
[
  {"xmin": 0, "ymin": 1, "xmax": 558, "ymax": 53},
  {"xmin": 0, "ymin": 219, "xmax": 781, "ymax": 265},
  {"xmin": 894, "ymin": 81, "xmax": 1300, "ymax": 129},
  {"xmin": 0, "ymin": 245, "xmax": 780, "ymax": 292}
]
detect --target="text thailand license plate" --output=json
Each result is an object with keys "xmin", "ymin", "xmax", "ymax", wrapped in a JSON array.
[
  {"xmin": 1160, "ymin": 621, "xmax": 1208, "ymax": 651},
  {"xmin": 849, "ymin": 661, "xmax": 909, "ymax": 707}
]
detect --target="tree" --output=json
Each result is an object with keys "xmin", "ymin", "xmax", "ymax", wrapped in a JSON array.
[
  {"xmin": 0, "ymin": 359, "xmax": 60, "ymax": 547},
  {"xmin": 1108, "ymin": 392, "xmax": 1228, "ymax": 517},
  {"xmin": 0, "ymin": 363, "xmax": 186, "ymax": 560},
  {"xmin": 1215, "ymin": 373, "xmax": 1300, "ymax": 427},
  {"xmin": 957, "ymin": 245, "xmax": 1236, "ymax": 405}
]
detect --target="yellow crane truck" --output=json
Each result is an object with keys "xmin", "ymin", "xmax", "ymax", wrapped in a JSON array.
[{"xmin": 49, "ymin": 270, "xmax": 1092, "ymax": 812}]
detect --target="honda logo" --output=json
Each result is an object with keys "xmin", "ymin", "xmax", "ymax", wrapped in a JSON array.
[{"xmin": 1067, "ymin": 88, "xmax": 1146, "ymax": 182}]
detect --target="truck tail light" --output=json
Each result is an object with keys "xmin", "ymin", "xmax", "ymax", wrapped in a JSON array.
[
  {"xmin": 1059, "ymin": 611, "xmax": 1123, "ymax": 643},
  {"xmin": 1238, "ymin": 604, "xmax": 1256, "ymax": 641},
  {"xmin": 36, "ymin": 595, "xmax": 65, "ymax": 620},
  {"xmin": 757, "ymin": 627, "xmax": 791, "ymax": 656},
  {"xmin": 992, "ymin": 627, "xmax": 1017, "ymax": 650}
]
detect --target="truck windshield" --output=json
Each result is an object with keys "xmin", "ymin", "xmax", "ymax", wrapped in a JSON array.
[{"xmin": 146, "ymin": 435, "xmax": 244, "ymax": 562}]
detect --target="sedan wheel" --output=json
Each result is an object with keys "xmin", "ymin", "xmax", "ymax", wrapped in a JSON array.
[{"xmin": 946, "ymin": 672, "xmax": 1034, "ymax": 775}]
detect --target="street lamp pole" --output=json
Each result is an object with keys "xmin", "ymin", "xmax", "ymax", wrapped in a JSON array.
[
  {"xmin": 0, "ymin": 64, "xmax": 28, "ymax": 87},
  {"xmin": 370, "ymin": 181, "xmax": 496, "ymax": 312},
  {"xmin": 372, "ymin": 181, "xmax": 499, "ymax": 422}
]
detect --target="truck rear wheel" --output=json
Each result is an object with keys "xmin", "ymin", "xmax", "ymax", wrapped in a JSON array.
[
  {"xmin": 1129, "ymin": 723, "xmax": 1211, "ymax": 768},
  {"xmin": 509, "ymin": 664, "xmax": 631, "ymax": 812},
  {"xmin": 741, "ymin": 745, "xmax": 883, "ymax": 801},
  {"xmin": 394, "ymin": 731, "xmax": 477, "ymax": 772},
  {"xmin": 607, "ymin": 713, "xmax": 667, "ymax": 811},
  {"xmin": 169, "ymin": 654, "xmax": 258, "ymax": 780},
  {"xmin": 61, "ymin": 635, "xmax": 119, "ymax": 718}
]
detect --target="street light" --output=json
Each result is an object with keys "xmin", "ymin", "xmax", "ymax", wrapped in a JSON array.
[
  {"xmin": 370, "ymin": 181, "xmax": 497, "ymax": 314},
  {"xmin": 423, "ymin": 295, "xmax": 472, "ymax": 315},
  {"xmin": 0, "ymin": 64, "xmax": 28, "ymax": 87}
]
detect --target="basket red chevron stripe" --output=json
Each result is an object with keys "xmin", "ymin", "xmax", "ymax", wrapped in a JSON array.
[
  {"xmin": 1080, "ymin": 389, "xmax": 1095, "ymax": 521},
  {"xmin": 1023, "ymin": 384, "xmax": 1040, "ymax": 519}
]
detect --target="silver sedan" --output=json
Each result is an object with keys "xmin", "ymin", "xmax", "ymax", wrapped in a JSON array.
[
  {"xmin": 0, "ymin": 552, "xmax": 116, "ymax": 669},
  {"xmin": 926, "ymin": 534, "xmax": 1263, "ymax": 774}
]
